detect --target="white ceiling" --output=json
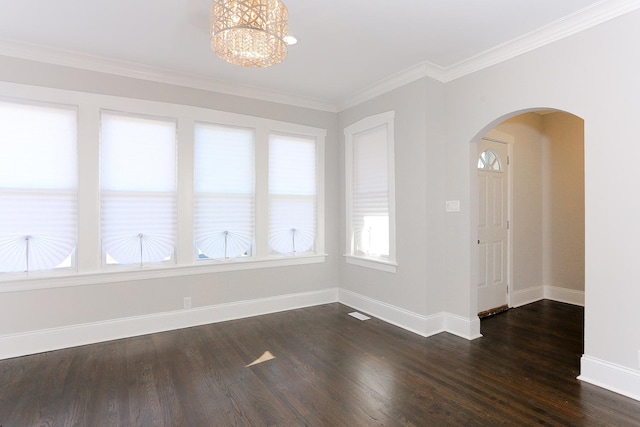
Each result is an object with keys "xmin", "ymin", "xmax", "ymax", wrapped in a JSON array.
[{"xmin": 0, "ymin": 0, "xmax": 633, "ymax": 110}]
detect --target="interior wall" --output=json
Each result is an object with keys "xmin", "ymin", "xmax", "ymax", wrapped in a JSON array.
[
  {"xmin": 338, "ymin": 78, "xmax": 447, "ymax": 317},
  {"xmin": 0, "ymin": 56, "xmax": 340, "ymax": 336},
  {"xmin": 444, "ymin": 9, "xmax": 640, "ymax": 374},
  {"xmin": 494, "ymin": 114, "xmax": 544, "ymax": 294},
  {"xmin": 541, "ymin": 112, "xmax": 585, "ymax": 292}
]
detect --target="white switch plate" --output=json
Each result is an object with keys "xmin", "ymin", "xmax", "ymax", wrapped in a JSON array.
[
  {"xmin": 445, "ymin": 200, "xmax": 461, "ymax": 212},
  {"xmin": 183, "ymin": 297, "xmax": 192, "ymax": 309}
]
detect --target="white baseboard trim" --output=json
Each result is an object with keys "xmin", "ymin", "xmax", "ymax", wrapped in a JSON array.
[
  {"xmin": 511, "ymin": 285, "xmax": 585, "ymax": 307},
  {"xmin": 579, "ymin": 355, "xmax": 640, "ymax": 402},
  {"xmin": 338, "ymin": 289, "xmax": 444, "ymax": 337},
  {"xmin": 544, "ymin": 286, "xmax": 585, "ymax": 306},
  {"xmin": 511, "ymin": 286, "xmax": 544, "ymax": 307},
  {"xmin": 0, "ymin": 287, "xmax": 339, "ymax": 360},
  {"xmin": 445, "ymin": 312, "xmax": 483, "ymax": 340},
  {"xmin": 337, "ymin": 289, "xmax": 482, "ymax": 340}
]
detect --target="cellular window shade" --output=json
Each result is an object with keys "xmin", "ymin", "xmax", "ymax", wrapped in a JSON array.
[
  {"xmin": 352, "ymin": 124, "xmax": 389, "ymax": 257},
  {"xmin": 194, "ymin": 123, "xmax": 255, "ymax": 259},
  {"xmin": 0, "ymin": 101, "xmax": 78, "ymax": 273},
  {"xmin": 269, "ymin": 134, "xmax": 316, "ymax": 254},
  {"xmin": 100, "ymin": 112, "xmax": 177, "ymax": 265}
]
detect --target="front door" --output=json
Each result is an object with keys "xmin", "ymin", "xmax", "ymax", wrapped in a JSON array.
[{"xmin": 477, "ymin": 138, "xmax": 509, "ymax": 314}]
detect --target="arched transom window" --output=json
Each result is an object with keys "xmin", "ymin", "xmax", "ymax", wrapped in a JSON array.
[{"xmin": 477, "ymin": 150, "xmax": 501, "ymax": 171}]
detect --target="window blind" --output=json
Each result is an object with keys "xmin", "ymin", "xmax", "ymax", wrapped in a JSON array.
[
  {"xmin": 194, "ymin": 123, "xmax": 255, "ymax": 260},
  {"xmin": 352, "ymin": 124, "xmax": 389, "ymax": 257},
  {"xmin": 0, "ymin": 100, "xmax": 78, "ymax": 273},
  {"xmin": 268, "ymin": 134, "xmax": 316, "ymax": 254},
  {"xmin": 100, "ymin": 111, "xmax": 177, "ymax": 266}
]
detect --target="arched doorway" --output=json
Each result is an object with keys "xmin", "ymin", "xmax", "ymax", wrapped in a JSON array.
[{"xmin": 471, "ymin": 109, "xmax": 585, "ymax": 318}]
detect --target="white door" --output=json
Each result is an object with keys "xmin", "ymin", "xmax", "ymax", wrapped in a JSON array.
[{"xmin": 477, "ymin": 138, "xmax": 509, "ymax": 314}]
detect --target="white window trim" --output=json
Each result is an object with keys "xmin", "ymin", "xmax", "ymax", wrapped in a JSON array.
[
  {"xmin": 0, "ymin": 254, "xmax": 328, "ymax": 292},
  {"xmin": 0, "ymin": 81, "xmax": 327, "ymax": 291},
  {"xmin": 343, "ymin": 111, "xmax": 396, "ymax": 273}
]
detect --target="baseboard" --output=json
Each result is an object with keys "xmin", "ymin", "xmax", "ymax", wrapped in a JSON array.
[
  {"xmin": 579, "ymin": 355, "xmax": 640, "ymax": 401},
  {"xmin": 512, "ymin": 285, "xmax": 585, "ymax": 308},
  {"xmin": 0, "ymin": 287, "xmax": 339, "ymax": 360},
  {"xmin": 544, "ymin": 286, "xmax": 585, "ymax": 306},
  {"xmin": 445, "ymin": 312, "xmax": 483, "ymax": 340},
  {"xmin": 338, "ymin": 289, "xmax": 444, "ymax": 337},
  {"xmin": 337, "ymin": 289, "xmax": 482, "ymax": 340},
  {"xmin": 511, "ymin": 286, "xmax": 544, "ymax": 307}
]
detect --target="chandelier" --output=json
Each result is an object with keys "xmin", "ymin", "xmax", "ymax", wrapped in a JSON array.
[{"xmin": 211, "ymin": 0, "xmax": 289, "ymax": 68}]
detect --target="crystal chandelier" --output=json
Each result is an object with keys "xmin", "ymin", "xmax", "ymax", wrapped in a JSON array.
[{"xmin": 211, "ymin": 0, "xmax": 289, "ymax": 68}]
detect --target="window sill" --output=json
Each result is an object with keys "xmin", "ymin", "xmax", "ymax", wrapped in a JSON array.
[
  {"xmin": 0, "ymin": 254, "xmax": 327, "ymax": 292},
  {"xmin": 344, "ymin": 255, "xmax": 397, "ymax": 273}
]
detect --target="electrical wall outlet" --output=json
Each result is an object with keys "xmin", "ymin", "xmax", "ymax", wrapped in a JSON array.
[{"xmin": 183, "ymin": 297, "xmax": 192, "ymax": 309}]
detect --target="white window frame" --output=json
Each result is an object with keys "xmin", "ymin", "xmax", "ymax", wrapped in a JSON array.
[
  {"xmin": 0, "ymin": 82, "xmax": 327, "ymax": 291},
  {"xmin": 344, "ymin": 111, "xmax": 397, "ymax": 273}
]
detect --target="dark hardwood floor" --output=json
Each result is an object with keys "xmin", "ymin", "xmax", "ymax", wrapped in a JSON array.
[{"xmin": 1, "ymin": 300, "xmax": 640, "ymax": 426}]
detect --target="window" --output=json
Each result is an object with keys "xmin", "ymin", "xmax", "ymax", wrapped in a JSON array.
[
  {"xmin": 0, "ymin": 82, "xmax": 327, "ymax": 287},
  {"xmin": 478, "ymin": 150, "xmax": 501, "ymax": 171},
  {"xmin": 194, "ymin": 123, "xmax": 255, "ymax": 260},
  {"xmin": 0, "ymin": 99, "xmax": 77, "ymax": 274},
  {"xmin": 344, "ymin": 111, "xmax": 396, "ymax": 272},
  {"xmin": 269, "ymin": 133, "xmax": 317, "ymax": 255},
  {"xmin": 100, "ymin": 111, "xmax": 177, "ymax": 267}
]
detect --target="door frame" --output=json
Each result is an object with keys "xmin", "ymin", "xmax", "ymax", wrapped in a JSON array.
[{"xmin": 475, "ymin": 129, "xmax": 514, "ymax": 310}]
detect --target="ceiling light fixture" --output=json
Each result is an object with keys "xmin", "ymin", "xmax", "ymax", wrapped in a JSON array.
[{"xmin": 210, "ymin": 0, "xmax": 289, "ymax": 68}]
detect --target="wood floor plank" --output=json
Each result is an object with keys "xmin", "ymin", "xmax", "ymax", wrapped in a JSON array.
[{"xmin": 1, "ymin": 300, "xmax": 640, "ymax": 426}]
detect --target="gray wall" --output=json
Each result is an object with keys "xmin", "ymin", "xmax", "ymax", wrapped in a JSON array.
[
  {"xmin": 495, "ymin": 114, "xmax": 545, "ymax": 294},
  {"xmin": 338, "ymin": 78, "xmax": 447, "ymax": 317},
  {"xmin": 542, "ymin": 112, "xmax": 585, "ymax": 292}
]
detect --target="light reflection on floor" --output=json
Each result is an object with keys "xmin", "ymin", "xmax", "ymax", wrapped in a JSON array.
[{"xmin": 246, "ymin": 350, "xmax": 276, "ymax": 367}]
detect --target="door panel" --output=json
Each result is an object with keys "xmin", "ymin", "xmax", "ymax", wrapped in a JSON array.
[
  {"xmin": 478, "ymin": 242, "xmax": 487, "ymax": 288},
  {"xmin": 478, "ymin": 175, "xmax": 487, "ymax": 227},
  {"xmin": 492, "ymin": 240, "xmax": 503, "ymax": 283},
  {"xmin": 492, "ymin": 176, "xmax": 503, "ymax": 226}
]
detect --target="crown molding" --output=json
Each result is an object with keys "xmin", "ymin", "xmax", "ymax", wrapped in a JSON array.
[
  {"xmin": 0, "ymin": 38, "xmax": 338, "ymax": 113},
  {"xmin": 337, "ymin": 61, "xmax": 446, "ymax": 111},
  {"xmin": 339, "ymin": 0, "xmax": 640, "ymax": 110},
  {"xmin": 441, "ymin": 0, "xmax": 640, "ymax": 82}
]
